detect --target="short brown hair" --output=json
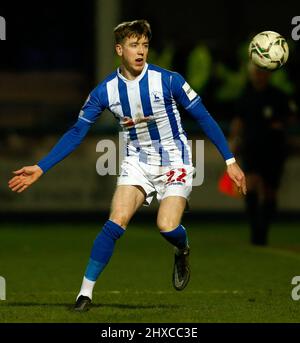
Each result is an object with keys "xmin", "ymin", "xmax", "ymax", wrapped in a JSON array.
[{"xmin": 113, "ymin": 19, "xmax": 152, "ymax": 44}]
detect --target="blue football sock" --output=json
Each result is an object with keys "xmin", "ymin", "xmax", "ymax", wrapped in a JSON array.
[
  {"xmin": 160, "ymin": 224, "xmax": 188, "ymax": 249},
  {"xmin": 84, "ymin": 220, "xmax": 125, "ymax": 281}
]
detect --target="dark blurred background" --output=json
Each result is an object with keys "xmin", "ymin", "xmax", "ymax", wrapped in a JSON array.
[{"xmin": 1, "ymin": 0, "xmax": 300, "ymax": 220}]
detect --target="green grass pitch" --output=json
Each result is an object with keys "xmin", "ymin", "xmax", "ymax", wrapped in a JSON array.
[{"xmin": 0, "ymin": 220, "xmax": 300, "ymax": 323}]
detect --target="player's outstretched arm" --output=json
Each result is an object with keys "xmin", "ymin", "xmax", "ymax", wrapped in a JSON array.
[
  {"xmin": 170, "ymin": 72, "xmax": 247, "ymax": 195},
  {"xmin": 226, "ymin": 162, "xmax": 247, "ymax": 195},
  {"xmin": 8, "ymin": 165, "xmax": 43, "ymax": 193}
]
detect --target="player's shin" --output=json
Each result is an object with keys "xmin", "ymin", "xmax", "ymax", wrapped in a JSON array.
[
  {"xmin": 160, "ymin": 224, "xmax": 189, "ymax": 249},
  {"xmin": 77, "ymin": 220, "xmax": 125, "ymax": 300},
  {"xmin": 160, "ymin": 225, "xmax": 191, "ymax": 290}
]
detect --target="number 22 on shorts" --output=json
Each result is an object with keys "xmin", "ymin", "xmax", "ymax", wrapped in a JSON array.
[{"xmin": 166, "ymin": 168, "xmax": 187, "ymax": 184}]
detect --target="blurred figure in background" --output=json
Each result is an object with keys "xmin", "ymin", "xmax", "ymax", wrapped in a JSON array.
[{"xmin": 230, "ymin": 62, "xmax": 297, "ymax": 246}]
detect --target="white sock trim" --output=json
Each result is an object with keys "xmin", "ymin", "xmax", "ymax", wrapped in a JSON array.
[{"xmin": 76, "ymin": 276, "xmax": 96, "ymax": 300}]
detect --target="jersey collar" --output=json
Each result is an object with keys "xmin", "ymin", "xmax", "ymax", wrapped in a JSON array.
[{"xmin": 117, "ymin": 63, "xmax": 148, "ymax": 83}]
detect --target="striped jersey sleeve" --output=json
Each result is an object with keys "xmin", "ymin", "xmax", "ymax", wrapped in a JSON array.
[
  {"xmin": 171, "ymin": 71, "xmax": 234, "ymax": 161},
  {"xmin": 170, "ymin": 72, "xmax": 201, "ymax": 110},
  {"xmin": 78, "ymin": 84, "xmax": 109, "ymax": 124}
]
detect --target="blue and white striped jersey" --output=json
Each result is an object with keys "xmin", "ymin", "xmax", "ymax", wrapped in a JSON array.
[
  {"xmin": 37, "ymin": 63, "xmax": 233, "ymax": 173},
  {"xmin": 79, "ymin": 63, "xmax": 199, "ymax": 166}
]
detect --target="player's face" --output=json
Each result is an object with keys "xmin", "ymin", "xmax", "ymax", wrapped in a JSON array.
[{"xmin": 115, "ymin": 35, "xmax": 149, "ymax": 79}]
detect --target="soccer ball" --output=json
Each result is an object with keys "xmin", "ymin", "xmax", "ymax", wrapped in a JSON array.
[{"xmin": 248, "ymin": 31, "xmax": 289, "ymax": 70}]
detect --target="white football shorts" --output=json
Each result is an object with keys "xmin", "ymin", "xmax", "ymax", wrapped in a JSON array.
[{"xmin": 117, "ymin": 156, "xmax": 195, "ymax": 206}]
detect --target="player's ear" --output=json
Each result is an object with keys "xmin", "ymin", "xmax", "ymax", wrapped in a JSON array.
[{"xmin": 115, "ymin": 44, "xmax": 123, "ymax": 57}]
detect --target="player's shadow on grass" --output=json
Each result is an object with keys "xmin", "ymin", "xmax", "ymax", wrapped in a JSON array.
[
  {"xmin": 3, "ymin": 302, "xmax": 73, "ymax": 307},
  {"xmin": 95, "ymin": 303, "xmax": 181, "ymax": 310},
  {"xmin": 3, "ymin": 302, "xmax": 181, "ymax": 310}
]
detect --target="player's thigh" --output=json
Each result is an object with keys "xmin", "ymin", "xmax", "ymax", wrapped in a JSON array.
[
  {"xmin": 157, "ymin": 196, "xmax": 186, "ymax": 232},
  {"xmin": 109, "ymin": 185, "xmax": 146, "ymax": 228}
]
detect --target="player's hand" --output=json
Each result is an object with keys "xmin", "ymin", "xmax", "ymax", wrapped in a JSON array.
[
  {"xmin": 226, "ymin": 162, "xmax": 247, "ymax": 195},
  {"xmin": 8, "ymin": 165, "xmax": 43, "ymax": 193}
]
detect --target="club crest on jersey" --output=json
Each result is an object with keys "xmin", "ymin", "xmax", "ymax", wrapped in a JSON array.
[{"xmin": 152, "ymin": 91, "xmax": 162, "ymax": 103}]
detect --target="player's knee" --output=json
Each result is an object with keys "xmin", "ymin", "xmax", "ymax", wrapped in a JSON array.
[
  {"xmin": 109, "ymin": 213, "xmax": 129, "ymax": 228},
  {"xmin": 157, "ymin": 217, "xmax": 178, "ymax": 232}
]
